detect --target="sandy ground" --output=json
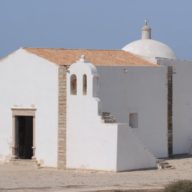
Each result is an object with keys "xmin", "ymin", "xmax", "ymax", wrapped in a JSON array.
[{"xmin": 0, "ymin": 157, "xmax": 192, "ymax": 192}]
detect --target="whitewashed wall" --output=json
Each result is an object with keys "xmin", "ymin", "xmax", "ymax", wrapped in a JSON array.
[
  {"xmin": 67, "ymin": 96, "xmax": 118, "ymax": 171},
  {"xmin": 158, "ymin": 59, "xmax": 192, "ymax": 155},
  {"xmin": 172, "ymin": 62, "xmax": 192, "ymax": 154},
  {"xmin": 0, "ymin": 49, "xmax": 59, "ymax": 167},
  {"xmin": 97, "ymin": 66, "xmax": 168, "ymax": 158},
  {"xmin": 67, "ymin": 59, "xmax": 156, "ymax": 171},
  {"xmin": 117, "ymin": 124, "xmax": 156, "ymax": 171}
]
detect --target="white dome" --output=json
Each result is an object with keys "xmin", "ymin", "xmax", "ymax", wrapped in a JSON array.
[
  {"xmin": 122, "ymin": 21, "xmax": 176, "ymax": 61},
  {"xmin": 122, "ymin": 39, "xmax": 176, "ymax": 60}
]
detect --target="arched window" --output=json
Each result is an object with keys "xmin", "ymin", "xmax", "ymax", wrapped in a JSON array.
[
  {"xmin": 70, "ymin": 74, "xmax": 77, "ymax": 95},
  {"xmin": 83, "ymin": 74, "xmax": 87, "ymax": 95}
]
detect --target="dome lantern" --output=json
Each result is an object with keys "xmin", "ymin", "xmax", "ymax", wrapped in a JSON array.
[
  {"xmin": 142, "ymin": 20, "xmax": 151, "ymax": 40},
  {"xmin": 122, "ymin": 21, "xmax": 176, "ymax": 62}
]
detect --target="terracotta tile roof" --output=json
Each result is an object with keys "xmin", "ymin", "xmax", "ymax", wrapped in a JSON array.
[{"xmin": 24, "ymin": 48, "xmax": 156, "ymax": 67}]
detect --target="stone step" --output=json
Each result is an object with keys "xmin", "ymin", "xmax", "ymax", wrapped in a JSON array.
[
  {"xmin": 101, "ymin": 112, "xmax": 116, "ymax": 124},
  {"xmin": 9, "ymin": 159, "xmax": 38, "ymax": 167},
  {"xmin": 103, "ymin": 116, "xmax": 115, "ymax": 120},
  {"xmin": 157, "ymin": 160, "xmax": 174, "ymax": 170},
  {"xmin": 104, "ymin": 119, "xmax": 116, "ymax": 123},
  {"xmin": 102, "ymin": 112, "xmax": 110, "ymax": 116}
]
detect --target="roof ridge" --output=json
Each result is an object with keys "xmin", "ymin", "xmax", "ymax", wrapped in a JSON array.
[{"xmin": 24, "ymin": 47, "xmax": 125, "ymax": 52}]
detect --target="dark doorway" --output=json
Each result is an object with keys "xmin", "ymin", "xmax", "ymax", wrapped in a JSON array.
[{"xmin": 15, "ymin": 116, "xmax": 33, "ymax": 159}]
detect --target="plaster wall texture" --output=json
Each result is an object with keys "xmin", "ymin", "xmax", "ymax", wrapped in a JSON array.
[
  {"xmin": 0, "ymin": 49, "xmax": 59, "ymax": 167},
  {"xmin": 97, "ymin": 66, "xmax": 168, "ymax": 158},
  {"xmin": 67, "ymin": 96, "xmax": 118, "ymax": 171},
  {"xmin": 116, "ymin": 124, "xmax": 156, "ymax": 171},
  {"xmin": 66, "ymin": 60, "xmax": 156, "ymax": 171},
  {"xmin": 158, "ymin": 59, "xmax": 192, "ymax": 155}
]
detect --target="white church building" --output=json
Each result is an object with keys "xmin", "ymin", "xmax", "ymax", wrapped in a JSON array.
[{"xmin": 0, "ymin": 21, "xmax": 192, "ymax": 171}]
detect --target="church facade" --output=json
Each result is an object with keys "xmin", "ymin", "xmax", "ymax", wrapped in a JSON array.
[{"xmin": 0, "ymin": 22, "xmax": 192, "ymax": 171}]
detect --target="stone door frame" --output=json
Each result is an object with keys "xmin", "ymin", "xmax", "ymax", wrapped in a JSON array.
[{"xmin": 11, "ymin": 108, "xmax": 36, "ymax": 160}]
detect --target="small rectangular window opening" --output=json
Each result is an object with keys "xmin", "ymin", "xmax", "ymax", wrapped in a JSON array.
[
  {"xmin": 129, "ymin": 113, "xmax": 138, "ymax": 128},
  {"xmin": 83, "ymin": 74, "xmax": 87, "ymax": 95}
]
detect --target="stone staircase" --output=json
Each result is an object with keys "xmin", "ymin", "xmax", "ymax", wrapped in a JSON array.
[
  {"xmin": 157, "ymin": 159, "xmax": 174, "ymax": 169},
  {"xmin": 101, "ymin": 112, "xmax": 116, "ymax": 123}
]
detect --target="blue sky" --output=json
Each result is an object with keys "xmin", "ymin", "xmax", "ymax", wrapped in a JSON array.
[{"xmin": 0, "ymin": 0, "xmax": 191, "ymax": 59}]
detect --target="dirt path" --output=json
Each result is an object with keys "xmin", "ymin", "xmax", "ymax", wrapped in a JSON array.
[{"xmin": 0, "ymin": 157, "xmax": 192, "ymax": 191}]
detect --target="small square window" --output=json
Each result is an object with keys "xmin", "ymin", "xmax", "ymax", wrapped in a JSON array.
[{"xmin": 129, "ymin": 113, "xmax": 138, "ymax": 128}]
